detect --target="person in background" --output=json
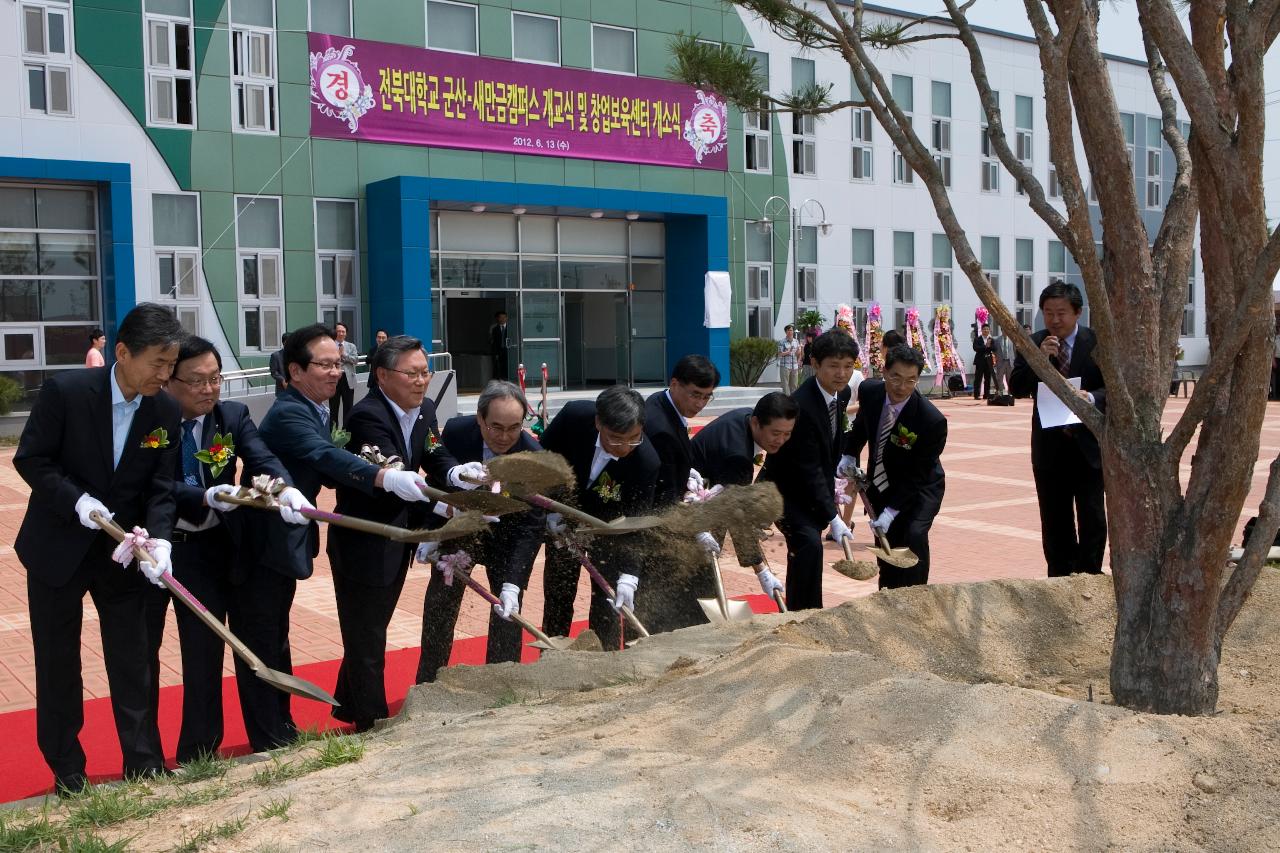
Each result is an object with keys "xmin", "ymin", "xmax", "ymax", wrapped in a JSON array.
[
  {"xmin": 490, "ymin": 312, "xmax": 511, "ymax": 381},
  {"xmin": 85, "ymin": 328, "xmax": 106, "ymax": 368},
  {"xmin": 331, "ymin": 322, "xmax": 359, "ymax": 426},
  {"xmin": 778, "ymin": 325, "xmax": 802, "ymax": 395},
  {"xmin": 879, "ymin": 329, "xmax": 904, "ymax": 365},
  {"xmin": 268, "ymin": 333, "xmax": 289, "ymax": 396},
  {"xmin": 800, "ymin": 330, "xmax": 818, "ymax": 381},
  {"xmin": 972, "ymin": 324, "xmax": 997, "ymax": 400},
  {"xmin": 366, "ymin": 329, "xmax": 389, "ymax": 391},
  {"xmin": 994, "ymin": 326, "xmax": 1017, "ymax": 397}
]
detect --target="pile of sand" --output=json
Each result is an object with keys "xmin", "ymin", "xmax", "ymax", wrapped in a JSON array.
[{"xmin": 72, "ymin": 574, "xmax": 1280, "ymax": 851}]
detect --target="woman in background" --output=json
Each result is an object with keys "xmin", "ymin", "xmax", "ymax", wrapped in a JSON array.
[{"xmin": 84, "ymin": 328, "xmax": 106, "ymax": 368}]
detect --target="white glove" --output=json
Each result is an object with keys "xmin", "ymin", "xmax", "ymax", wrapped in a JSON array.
[
  {"xmin": 142, "ymin": 539, "xmax": 172, "ymax": 588},
  {"xmin": 448, "ymin": 462, "xmax": 488, "ymax": 490},
  {"xmin": 74, "ymin": 493, "xmax": 112, "ymax": 530},
  {"xmin": 870, "ymin": 507, "xmax": 898, "ymax": 536},
  {"xmin": 277, "ymin": 487, "xmax": 314, "ymax": 526},
  {"xmin": 837, "ymin": 455, "xmax": 862, "ymax": 480},
  {"xmin": 686, "ymin": 467, "xmax": 706, "ymax": 494},
  {"xmin": 612, "ymin": 573, "xmax": 639, "ymax": 612},
  {"xmin": 494, "ymin": 582, "xmax": 520, "ymax": 621},
  {"xmin": 381, "ymin": 469, "xmax": 430, "ymax": 503},
  {"xmin": 695, "ymin": 531, "xmax": 721, "ymax": 557},
  {"xmin": 204, "ymin": 484, "xmax": 240, "ymax": 513},
  {"xmin": 415, "ymin": 541, "xmax": 440, "ymax": 564},
  {"xmin": 546, "ymin": 512, "xmax": 568, "ymax": 536},
  {"xmin": 756, "ymin": 566, "xmax": 785, "ymax": 597},
  {"xmin": 432, "ymin": 501, "xmax": 455, "ymax": 519},
  {"xmin": 829, "ymin": 515, "xmax": 854, "ymax": 545}
]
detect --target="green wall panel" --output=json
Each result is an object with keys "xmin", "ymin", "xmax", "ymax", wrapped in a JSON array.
[
  {"xmin": 281, "ymin": 137, "xmax": 317, "ymax": 195},
  {"xmin": 592, "ymin": 0, "xmax": 635, "ymax": 27},
  {"xmin": 278, "ymin": 83, "xmax": 312, "ymax": 137},
  {"xmin": 191, "ymin": 132, "xmax": 235, "ymax": 192},
  {"xmin": 561, "ymin": 0, "xmax": 591, "ymax": 19},
  {"xmin": 196, "ymin": 75, "xmax": 232, "ymax": 133},
  {"xmin": 283, "ymin": 195, "xmax": 315, "ymax": 250},
  {"xmin": 512, "ymin": 0, "xmax": 561, "ymax": 13},
  {"xmin": 199, "ymin": 193, "xmax": 235, "ymax": 250},
  {"xmin": 642, "ymin": 1, "xmax": 692, "ymax": 34},
  {"xmin": 232, "ymin": 134, "xmax": 284, "ymax": 194},
  {"xmin": 428, "ymin": 148, "xmax": 485, "ymax": 181},
  {"xmin": 354, "ymin": 0, "xmax": 425, "ymax": 45},
  {"xmin": 594, "ymin": 161, "xmax": 640, "ymax": 191},
  {"xmin": 512, "ymin": 154, "xmax": 565, "ymax": 185},
  {"xmin": 636, "ymin": 29, "xmax": 672, "ymax": 78},
  {"xmin": 690, "ymin": 6, "xmax": 722, "ymax": 41},
  {"xmin": 146, "ymin": 129, "xmax": 192, "ymax": 187},
  {"xmin": 277, "ymin": 32, "xmax": 311, "ymax": 86},
  {"xmin": 482, "ymin": 152, "xmax": 516, "ymax": 183},
  {"xmin": 560, "ymin": 18, "xmax": 591, "ymax": 68},
  {"xmin": 76, "ymin": 7, "xmax": 144, "ymax": 70},
  {"xmin": 563, "ymin": 158, "xmax": 593, "ymax": 186},
  {"xmin": 284, "ymin": 250, "xmax": 315, "ymax": 300},
  {"xmin": 310, "ymin": 139, "xmax": 361, "ymax": 197},
  {"xmin": 356, "ymin": 142, "xmax": 432, "ymax": 186},
  {"xmin": 479, "ymin": 5, "xmax": 513, "ymax": 58},
  {"xmin": 286, "ymin": 301, "xmax": 318, "ymax": 331},
  {"xmin": 276, "ymin": 0, "xmax": 308, "ymax": 32},
  {"xmin": 638, "ymin": 165, "xmax": 687, "ymax": 193},
  {"xmin": 213, "ymin": 300, "xmax": 240, "ymax": 350}
]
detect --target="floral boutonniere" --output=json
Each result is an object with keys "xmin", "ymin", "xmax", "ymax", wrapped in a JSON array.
[
  {"xmin": 889, "ymin": 425, "xmax": 918, "ymax": 450},
  {"xmin": 330, "ymin": 424, "xmax": 352, "ymax": 448},
  {"xmin": 425, "ymin": 431, "xmax": 442, "ymax": 454},
  {"xmin": 841, "ymin": 412, "xmax": 853, "ymax": 433},
  {"xmin": 140, "ymin": 427, "xmax": 169, "ymax": 449},
  {"xmin": 194, "ymin": 432, "xmax": 236, "ymax": 477},
  {"xmin": 594, "ymin": 471, "xmax": 622, "ymax": 503},
  {"xmin": 753, "ymin": 452, "xmax": 765, "ymax": 467}
]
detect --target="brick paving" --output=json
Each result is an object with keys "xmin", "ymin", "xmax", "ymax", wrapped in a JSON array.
[{"xmin": 0, "ymin": 395, "xmax": 1273, "ymax": 714}]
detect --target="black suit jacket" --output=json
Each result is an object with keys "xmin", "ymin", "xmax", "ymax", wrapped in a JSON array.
[
  {"xmin": 540, "ymin": 400, "xmax": 660, "ymax": 523},
  {"xmin": 690, "ymin": 408, "xmax": 757, "ymax": 489},
  {"xmin": 846, "ymin": 381, "xmax": 947, "ymax": 514},
  {"xmin": 973, "ymin": 336, "xmax": 996, "ymax": 367},
  {"xmin": 758, "ymin": 377, "xmax": 850, "ymax": 527},
  {"xmin": 1008, "ymin": 326, "xmax": 1107, "ymax": 468},
  {"xmin": 14, "ymin": 367, "xmax": 180, "ymax": 586},
  {"xmin": 172, "ymin": 400, "xmax": 291, "ymax": 548},
  {"xmin": 490, "ymin": 324, "xmax": 509, "ymax": 359},
  {"xmin": 644, "ymin": 390, "xmax": 693, "ymax": 508},
  {"xmin": 327, "ymin": 389, "xmax": 441, "ymax": 587},
  {"xmin": 438, "ymin": 415, "xmax": 544, "ymax": 587}
]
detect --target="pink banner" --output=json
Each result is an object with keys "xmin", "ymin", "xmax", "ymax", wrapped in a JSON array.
[{"xmin": 308, "ymin": 33, "xmax": 728, "ymax": 171}]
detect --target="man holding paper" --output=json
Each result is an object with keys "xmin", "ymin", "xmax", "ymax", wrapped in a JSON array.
[{"xmin": 1009, "ymin": 280, "xmax": 1107, "ymax": 577}]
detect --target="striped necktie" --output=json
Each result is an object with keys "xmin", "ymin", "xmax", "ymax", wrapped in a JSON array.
[
  {"xmin": 181, "ymin": 420, "xmax": 201, "ymax": 487},
  {"xmin": 828, "ymin": 398, "xmax": 839, "ymax": 439},
  {"xmin": 873, "ymin": 404, "xmax": 894, "ymax": 492},
  {"xmin": 1057, "ymin": 340, "xmax": 1072, "ymax": 376}
]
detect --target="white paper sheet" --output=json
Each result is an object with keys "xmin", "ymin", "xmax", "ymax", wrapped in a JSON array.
[
  {"xmin": 703, "ymin": 271, "xmax": 731, "ymax": 329},
  {"xmin": 1036, "ymin": 376, "xmax": 1083, "ymax": 428}
]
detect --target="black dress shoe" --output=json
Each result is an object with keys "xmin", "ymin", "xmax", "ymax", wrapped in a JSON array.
[
  {"xmin": 123, "ymin": 765, "xmax": 172, "ymax": 783},
  {"xmin": 54, "ymin": 773, "xmax": 88, "ymax": 798}
]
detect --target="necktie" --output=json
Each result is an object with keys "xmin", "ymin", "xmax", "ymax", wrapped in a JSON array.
[
  {"xmin": 181, "ymin": 420, "xmax": 200, "ymax": 486},
  {"xmin": 1057, "ymin": 340, "xmax": 1072, "ymax": 376},
  {"xmin": 873, "ymin": 405, "xmax": 894, "ymax": 492},
  {"xmin": 828, "ymin": 398, "xmax": 839, "ymax": 438}
]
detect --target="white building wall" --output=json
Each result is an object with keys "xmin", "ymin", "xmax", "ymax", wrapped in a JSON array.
[{"xmin": 738, "ymin": 3, "xmax": 1207, "ymax": 367}]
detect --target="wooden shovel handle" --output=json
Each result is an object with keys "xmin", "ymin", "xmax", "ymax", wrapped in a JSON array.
[
  {"xmin": 453, "ymin": 568, "xmax": 561, "ymax": 649},
  {"xmin": 220, "ymin": 493, "xmax": 412, "ymax": 540},
  {"xmin": 577, "ymin": 551, "xmax": 649, "ymax": 638},
  {"xmin": 841, "ymin": 538, "xmax": 856, "ymax": 562}
]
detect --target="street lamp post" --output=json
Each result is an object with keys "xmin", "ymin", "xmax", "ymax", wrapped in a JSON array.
[{"xmin": 757, "ymin": 195, "xmax": 832, "ymax": 333}]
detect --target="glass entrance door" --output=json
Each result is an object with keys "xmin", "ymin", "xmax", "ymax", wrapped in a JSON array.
[
  {"xmin": 563, "ymin": 291, "xmax": 627, "ymax": 388},
  {"xmin": 444, "ymin": 290, "xmax": 519, "ymax": 392}
]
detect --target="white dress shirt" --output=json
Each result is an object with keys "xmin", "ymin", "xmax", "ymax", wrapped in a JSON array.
[
  {"xmin": 664, "ymin": 389, "xmax": 688, "ymax": 428},
  {"xmin": 109, "ymin": 364, "xmax": 141, "ymax": 469},
  {"xmin": 383, "ymin": 396, "xmax": 418, "ymax": 456},
  {"xmin": 588, "ymin": 436, "xmax": 619, "ymax": 485}
]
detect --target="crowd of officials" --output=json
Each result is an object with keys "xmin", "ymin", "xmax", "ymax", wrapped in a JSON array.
[{"xmin": 16, "ymin": 279, "xmax": 1105, "ymax": 794}]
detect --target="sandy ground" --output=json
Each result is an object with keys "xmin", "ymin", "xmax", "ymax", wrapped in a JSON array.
[{"xmin": 53, "ymin": 571, "xmax": 1280, "ymax": 852}]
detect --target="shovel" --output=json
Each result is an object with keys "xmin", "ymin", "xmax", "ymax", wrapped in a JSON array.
[
  {"xmin": 446, "ymin": 564, "xmax": 572, "ymax": 651},
  {"xmin": 220, "ymin": 492, "xmax": 486, "ymax": 543},
  {"xmin": 697, "ymin": 553, "xmax": 753, "ymax": 623},
  {"xmin": 91, "ymin": 512, "xmax": 338, "ymax": 706},
  {"xmin": 461, "ymin": 474, "xmax": 663, "ymax": 536},
  {"xmin": 847, "ymin": 471, "xmax": 920, "ymax": 569},
  {"xmin": 574, "ymin": 548, "xmax": 650, "ymax": 642}
]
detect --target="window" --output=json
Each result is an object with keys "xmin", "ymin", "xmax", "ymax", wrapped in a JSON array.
[
  {"xmin": 316, "ymin": 199, "xmax": 359, "ymax": 340},
  {"xmin": 235, "ymin": 195, "xmax": 282, "ymax": 353},
  {"xmin": 1121, "ymin": 112, "xmax": 1137, "ymax": 174},
  {"xmin": 1015, "ymin": 238, "xmax": 1034, "ymax": 328},
  {"xmin": 1015, "ymin": 95, "xmax": 1033, "ymax": 195},
  {"xmin": 981, "ymin": 236, "xmax": 1000, "ymax": 301},
  {"xmin": 152, "ymin": 193, "xmax": 201, "ymax": 329},
  {"xmin": 591, "ymin": 24, "xmax": 636, "ymax": 75},
  {"xmin": 1048, "ymin": 163, "xmax": 1061, "ymax": 199},
  {"xmin": 795, "ymin": 225, "xmax": 818, "ymax": 306},
  {"xmin": 746, "ymin": 221, "xmax": 773, "ymax": 338},
  {"xmin": 144, "ymin": 0, "xmax": 195, "ymax": 127},
  {"xmin": 791, "ymin": 58, "xmax": 816, "ymax": 176},
  {"xmin": 981, "ymin": 91, "xmax": 999, "ymax": 193},
  {"xmin": 309, "ymin": 0, "xmax": 351, "ymax": 35},
  {"xmin": 744, "ymin": 50, "xmax": 771, "ymax": 173},
  {"xmin": 427, "ymin": 0, "xmax": 478, "ymax": 54},
  {"xmin": 892, "ymin": 75, "xmax": 914, "ymax": 185},
  {"xmin": 230, "ymin": 0, "xmax": 277, "ymax": 133},
  {"xmin": 851, "ymin": 228, "xmax": 875, "ymax": 315},
  {"xmin": 1146, "ymin": 117, "xmax": 1163, "ymax": 209},
  {"xmin": 893, "ymin": 231, "xmax": 914, "ymax": 328},
  {"xmin": 931, "ymin": 81, "xmax": 951, "ymax": 188},
  {"xmin": 851, "ymin": 106, "xmax": 873, "ymax": 181},
  {"xmin": 22, "ymin": 1, "xmax": 73, "ymax": 116},
  {"xmin": 512, "ymin": 11, "xmax": 559, "ymax": 65},
  {"xmin": 1182, "ymin": 256, "xmax": 1196, "ymax": 337},
  {"xmin": 932, "ymin": 233, "xmax": 952, "ymax": 303},
  {"xmin": 1048, "ymin": 240, "xmax": 1066, "ymax": 276}
]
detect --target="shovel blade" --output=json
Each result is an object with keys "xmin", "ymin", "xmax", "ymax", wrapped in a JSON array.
[
  {"xmin": 870, "ymin": 545, "xmax": 920, "ymax": 569},
  {"xmin": 698, "ymin": 597, "xmax": 752, "ymax": 622},
  {"xmin": 698, "ymin": 597, "xmax": 729, "ymax": 623},
  {"xmin": 527, "ymin": 636, "xmax": 573, "ymax": 651},
  {"xmin": 255, "ymin": 667, "xmax": 339, "ymax": 706}
]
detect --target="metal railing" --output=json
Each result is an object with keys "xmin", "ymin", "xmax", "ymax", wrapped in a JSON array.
[{"xmin": 219, "ymin": 351, "xmax": 453, "ymax": 399}]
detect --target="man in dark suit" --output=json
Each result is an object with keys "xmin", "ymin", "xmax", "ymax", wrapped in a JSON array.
[
  {"xmin": 145, "ymin": 335, "xmax": 311, "ymax": 762},
  {"xmin": 326, "ymin": 335, "xmax": 466, "ymax": 730},
  {"xmin": 691, "ymin": 391, "xmax": 798, "ymax": 599},
  {"xmin": 758, "ymin": 331, "xmax": 858, "ymax": 610},
  {"xmin": 842, "ymin": 345, "xmax": 947, "ymax": 589},
  {"xmin": 331, "ymin": 322, "xmax": 359, "ymax": 426},
  {"xmin": 972, "ymin": 323, "xmax": 996, "ymax": 400},
  {"xmin": 14, "ymin": 303, "xmax": 183, "ymax": 792},
  {"xmin": 251, "ymin": 324, "xmax": 435, "ymax": 747},
  {"xmin": 416, "ymin": 380, "xmax": 546, "ymax": 683},
  {"xmin": 1009, "ymin": 280, "xmax": 1108, "ymax": 576},
  {"xmin": 539, "ymin": 387, "xmax": 660, "ymax": 650},
  {"xmin": 636, "ymin": 355, "xmax": 721, "ymax": 633},
  {"xmin": 490, "ymin": 311, "xmax": 511, "ymax": 381},
  {"xmin": 268, "ymin": 333, "xmax": 289, "ymax": 395}
]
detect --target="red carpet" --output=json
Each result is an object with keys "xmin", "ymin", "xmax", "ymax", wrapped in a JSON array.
[{"xmin": 0, "ymin": 595, "xmax": 778, "ymax": 803}]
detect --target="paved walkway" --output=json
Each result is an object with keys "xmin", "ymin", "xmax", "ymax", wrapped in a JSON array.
[{"xmin": 0, "ymin": 395, "xmax": 1271, "ymax": 713}]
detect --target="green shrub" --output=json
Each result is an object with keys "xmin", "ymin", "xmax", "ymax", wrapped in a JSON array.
[
  {"xmin": 0, "ymin": 376, "xmax": 23, "ymax": 416},
  {"xmin": 730, "ymin": 337, "xmax": 779, "ymax": 387},
  {"xmin": 794, "ymin": 309, "xmax": 824, "ymax": 333}
]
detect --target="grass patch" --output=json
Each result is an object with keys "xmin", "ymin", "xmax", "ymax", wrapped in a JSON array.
[
  {"xmin": 171, "ymin": 815, "xmax": 248, "ymax": 853},
  {"xmin": 64, "ymin": 782, "xmax": 163, "ymax": 828},
  {"xmin": 249, "ymin": 758, "xmax": 304, "ymax": 788},
  {"xmin": 53, "ymin": 833, "xmax": 132, "ymax": 852},
  {"xmin": 300, "ymin": 732, "xmax": 364, "ymax": 772},
  {"xmin": 490, "ymin": 687, "xmax": 522, "ymax": 708},
  {"xmin": 257, "ymin": 796, "xmax": 292, "ymax": 821},
  {"xmin": 0, "ymin": 807, "xmax": 62, "ymax": 850},
  {"xmin": 285, "ymin": 726, "xmax": 324, "ymax": 750},
  {"xmin": 176, "ymin": 753, "xmax": 232, "ymax": 785}
]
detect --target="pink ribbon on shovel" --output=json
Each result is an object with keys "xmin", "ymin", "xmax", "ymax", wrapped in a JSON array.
[
  {"xmin": 436, "ymin": 550, "xmax": 473, "ymax": 586},
  {"xmin": 110, "ymin": 526, "xmax": 158, "ymax": 568}
]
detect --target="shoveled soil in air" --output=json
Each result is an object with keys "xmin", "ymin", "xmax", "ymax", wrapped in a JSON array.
[{"xmin": 82, "ymin": 573, "xmax": 1280, "ymax": 851}]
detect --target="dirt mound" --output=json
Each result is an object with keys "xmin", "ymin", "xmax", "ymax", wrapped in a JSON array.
[{"xmin": 48, "ymin": 574, "xmax": 1280, "ymax": 851}]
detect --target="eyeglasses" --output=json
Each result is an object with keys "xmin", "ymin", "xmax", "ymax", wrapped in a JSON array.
[
  {"xmin": 685, "ymin": 390, "xmax": 715, "ymax": 403},
  {"xmin": 309, "ymin": 360, "xmax": 343, "ymax": 371},
  {"xmin": 384, "ymin": 368, "xmax": 432, "ymax": 382},
  {"xmin": 171, "ymin": 374, "xmax": 222, "ymax": 390},
  {"xmin": 482, "ymin": 421, "xmax": 524, "ymax": 437},
  {"xmin": 601, "ymin": 432, "xmax": 645, "ymax": 448},
  {"xmin": 884, "ymin": 374, "xmax": 920, "ymax": 386}
]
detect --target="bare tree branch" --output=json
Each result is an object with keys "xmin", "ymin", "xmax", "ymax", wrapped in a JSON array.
[{"xmin": 1217, "ymin": 452, "xmax": 1280, "ymax": 638}]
